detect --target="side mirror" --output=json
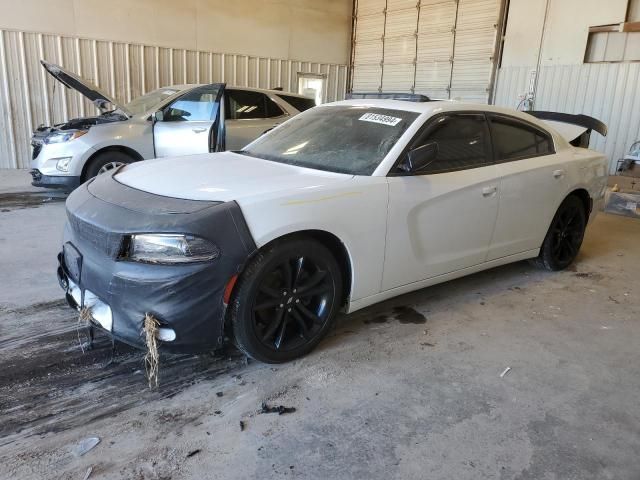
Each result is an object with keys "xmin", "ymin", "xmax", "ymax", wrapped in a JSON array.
[
  {"xmin": 400, "ymin": 142, "xmax": 439, "ymax": 173},
  {"xmin": 152, "ymin": 110, "xmax": 164, "ymax": 123}
]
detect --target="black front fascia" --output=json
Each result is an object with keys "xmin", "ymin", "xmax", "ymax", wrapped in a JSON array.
[{"xmin": 61, "ymin": 170, "xmax": 257, "ymax": 352}]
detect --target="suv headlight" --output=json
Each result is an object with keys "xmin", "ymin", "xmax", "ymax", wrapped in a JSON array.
[
  {"xmin": 126, "ymin": 234, "xmax": 220, "ymax": 264},
  {"xmin": 44, "ymin": 130, "xmax": 87, "ymax": 144}
]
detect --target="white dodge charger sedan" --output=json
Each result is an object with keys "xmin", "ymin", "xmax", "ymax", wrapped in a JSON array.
[{"xmin": 57, "ymin": 96, "xmax": 608, "ymax": 363}]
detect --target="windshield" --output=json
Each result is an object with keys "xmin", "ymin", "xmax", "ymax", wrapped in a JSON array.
[
  {"xmin": 124, "ymin": 88, "xmax": 182, "ymax": 115},
  {"xmin": 243, "ymin": 106, "xmax": 420, "ymax": 175}
]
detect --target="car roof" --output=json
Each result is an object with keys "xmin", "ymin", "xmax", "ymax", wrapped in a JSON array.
[
  {"xmin": 324, "ymin": 99, "xmax": 550, "ymax": 125},
  {"xmin": 165, "ymin": 84, "xmax": 309, "ymax": 98}
]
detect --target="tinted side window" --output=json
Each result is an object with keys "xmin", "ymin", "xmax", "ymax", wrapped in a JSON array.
[
  {"xmin": 265, "ymin": 96, "xmax": 285, "ymax": 118},
  {"xmin": 276, "ymin": 94, "xmax": 316, "ymax": 112},
  {"xmin": 164, "ymin": 89, "xmax": 218, "ymax": 121},
  {"xmin": 414, "ymin": 114, "xmax": 492, "ymax": 173},
  {"xmin": 226, "ymin": 90, "xmax": 283, "ymax": 119},
  {"xmin": 489, "ymin": 116, "xmax": 554, "ymax": 160}
]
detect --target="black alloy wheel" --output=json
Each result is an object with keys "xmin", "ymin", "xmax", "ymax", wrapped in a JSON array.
[
  {"xmin": 533, "ymin": 195, "xmax": 586, "ymax": 271},
  {"xmin": 229, "ymin": 238, "xmax": 342, "ymax": 363}
]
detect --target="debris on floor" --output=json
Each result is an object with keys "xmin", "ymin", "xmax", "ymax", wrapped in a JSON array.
[
  {"xmin": 82, "ymin": 466, "xmax": 94, "ymax": 480},
  {"xmin": 239, "ymin": 420, "xmax": 246, "ymax": 432},
  {"xmin": 75, "ymin": 436, "xmax": 100, "ymax": 456},
  {"xmin": 260, "ymin": 402, "xmax": 296, "ymax": 415},
  {"xmin": 77, "ymin": 307, "xmax": 92, "ymax": 353},
  {"xmin": 144, "ymin": 313, "xmax": 160, "ymax": 388},
  {"xmin": 186, "ymin": 449, "xmax": 201, "ymax": 458},
  {"xmin": 500, "ymin": 367, "xmax": 512, "ymax": 378},
  {"xmin": 216, "ymin": 391, "xmax": 224, "ymax": 397}
]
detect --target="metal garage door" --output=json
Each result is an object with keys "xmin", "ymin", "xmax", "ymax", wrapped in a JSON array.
[{"xmin": 351, "ymin": 0, "xmax": 503, "ymax": 103}]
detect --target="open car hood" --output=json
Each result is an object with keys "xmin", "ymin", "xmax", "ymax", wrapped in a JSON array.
[{"xmin": 41, "ymin": 60, "xmax": 129, "ymax": 115}]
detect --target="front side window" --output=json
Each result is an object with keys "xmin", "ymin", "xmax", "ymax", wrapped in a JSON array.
[
  {"xmin": 489, "ymin": 115, "xmax": 554, "ymax": 161},
  {"xmin": 408, "ymin": 113, "xmax": 492, "ymax": 174},
  {"xmin": 226, "ymin": 90, "xmax": 284, "ymax": 120},
  {"xmin": 163, "ymin": 86, "xmax": 222, "ymax": 122},
  {"xmin": 242, "ymin": 106, "xmax": 419, "ymax": 175}
]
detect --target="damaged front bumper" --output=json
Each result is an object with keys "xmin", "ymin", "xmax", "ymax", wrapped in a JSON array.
[
  {"xmin": 57, "ymin": 169, "xmax": 256, "ymax": 353},
  {"xmin": 30, "ymin": 169, "xmax": 81, "ymax": 190}
]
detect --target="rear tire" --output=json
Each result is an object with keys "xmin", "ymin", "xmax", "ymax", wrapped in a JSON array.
[
  {"xmin": 84, "ymin": 151, "xmax": 134, "ymax": 181},
  {"xmin": 229, "ymin": 238, "xmax": 343, "ymax": 363},
  {"xmin": 532, "ymin": 195, "xmax": 586, "ymax": 271}
]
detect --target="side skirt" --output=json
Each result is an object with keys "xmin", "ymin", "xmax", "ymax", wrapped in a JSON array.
[{"xmin": 346, "ymin": 248, "xmax": 540, "ymax": 313}]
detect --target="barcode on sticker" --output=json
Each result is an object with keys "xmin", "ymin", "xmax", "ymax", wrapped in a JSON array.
[
  {"xmin": 359, "ymin": 113, "xmax": 402, "ymax": 126},
  {"xmin": 626, "ymin": 201, "xmax": 638, "ymax": 211}
]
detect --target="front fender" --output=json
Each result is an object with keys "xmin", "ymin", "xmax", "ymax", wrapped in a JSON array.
[{"xmin": 238, "ymin": 178, "xmax": 389, "ymax": 303}]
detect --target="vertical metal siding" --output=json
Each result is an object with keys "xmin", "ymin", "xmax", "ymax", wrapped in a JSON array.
[
  {"xmin": 0, "ymin": 29, "xmax": 348, "ymax": 170},
  {"xmin": 494, "ymin": 63, "xmax": 640, "ymax": 173}
]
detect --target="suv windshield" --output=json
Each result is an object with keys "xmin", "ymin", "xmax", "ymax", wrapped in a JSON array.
[
  {"xmin": 242, "ymin": 106, "xmax": 419, "ymax": 175},
  {"xmin": 125, "ymin": 88, "xmax": 182, "ymax": 115}
]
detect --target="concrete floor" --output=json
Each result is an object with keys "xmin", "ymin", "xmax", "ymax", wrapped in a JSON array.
[{"xmin": 1, "ymin": 170, "xmax": 639, "ymax": 479}]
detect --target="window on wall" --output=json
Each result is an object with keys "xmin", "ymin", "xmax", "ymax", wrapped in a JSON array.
[
  {"xmin": 585, "ymin": 31, "xmax": 640, "ymax": 62},
  {"xmin": 298, "ymin": 73, "xmax": 325, "ymax": 106}
]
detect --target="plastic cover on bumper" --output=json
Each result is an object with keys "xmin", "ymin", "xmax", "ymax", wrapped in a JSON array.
[{"xmin": 58, "ymin": 169, "xmax": 257, "ymax": 353}]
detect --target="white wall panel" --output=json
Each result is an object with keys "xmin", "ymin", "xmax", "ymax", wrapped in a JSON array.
[
  {"xmin": 494, "ymin": 63, "xmax": 640, "ymax": 174},
  {"xmin": 0, "ymin": 0, "xmax": 353, "ymax": 66},
  {"xmin": 0, "ymin": 29, "xmax": 348, "ymax": 169}
]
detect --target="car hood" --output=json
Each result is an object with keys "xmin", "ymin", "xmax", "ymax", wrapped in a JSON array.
[
  {"xmin": 114, "ymin": 152, "xmax": 354, "ymax": 202},
  {"xmin": 41, "ymin": 60, "xmax": 130, "ymax": 115}
]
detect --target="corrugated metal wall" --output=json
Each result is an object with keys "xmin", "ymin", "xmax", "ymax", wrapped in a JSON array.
[
  {"xmin": 0, "ymin": 29, "xmax": 348, "ymax": 169},
  {"xmin": 494, "ymin": 63, "xmax": 640, "ymax": 174},
  {"xmin": 351, "ymin": 0, "xmax": 502, "ymax": 102}
]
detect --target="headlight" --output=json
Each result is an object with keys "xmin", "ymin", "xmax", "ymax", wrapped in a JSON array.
[
  {"xmin": 44, "ymin": 130, "xmax": 87, "ymax": 144},
  {"xmin": 127, "ymin": 234, "xmax": 220, "ymax": 264}
]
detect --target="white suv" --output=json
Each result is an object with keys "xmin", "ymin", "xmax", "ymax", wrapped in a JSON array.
[{"xmin": 30, "ymin": 61, "xmax": 315, "ymax": 191}]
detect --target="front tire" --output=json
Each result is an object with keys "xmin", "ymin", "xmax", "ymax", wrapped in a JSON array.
[
  {"xmin": 229, "ymin": 238, "xmax": 343, "ymax": 363},
  {"xmin": 84, "ymin": 151, "xmax": 134, "ymax": 181},
  {"xmin": 533, "ymin": 195, "xmax": 586, "ymax": 271}
]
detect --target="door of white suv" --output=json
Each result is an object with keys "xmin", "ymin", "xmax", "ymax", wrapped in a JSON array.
[
  {"xmin": 225, "ymin": 89, "xmax": 288, "ymax": 150},
  {"xmin": 153, "ymin": 84, "xmax": 224, "ymax": 157}
]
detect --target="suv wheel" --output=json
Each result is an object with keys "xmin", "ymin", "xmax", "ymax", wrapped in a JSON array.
[{"xmin": 84, "ymin": 151, "xmax": 134, "ymax": 180}]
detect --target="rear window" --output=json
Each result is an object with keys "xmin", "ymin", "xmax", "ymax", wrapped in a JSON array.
[
  {"xmin": 489, "ymin": 115, "xmax": 554, "ymax": 160},
  {"xmin": 276, "ymin": 94, "xmax": 316, "ymax": 112}
]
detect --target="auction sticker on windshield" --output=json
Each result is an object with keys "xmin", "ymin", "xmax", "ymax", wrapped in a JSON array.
[{"xmin": 359, "ymin": 112, "xmax": 402, "ymax": 126}]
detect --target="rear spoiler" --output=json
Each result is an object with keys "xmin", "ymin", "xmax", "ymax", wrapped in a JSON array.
[{"xmin": 526, "ymin": 111, "xmax": 607, "ymax": 148}]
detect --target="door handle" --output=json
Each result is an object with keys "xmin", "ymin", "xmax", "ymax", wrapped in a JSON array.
[
  {"xmin": 192, "ymin": 127, "xmax": 207, "ymax": 133},
  {"xmin": 553, "ymin": 169, "xmax": 565, "ymax": 179},
  {"xmin": 482, "ymin": 186, "xmax": 497, "ymax": 197}
]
